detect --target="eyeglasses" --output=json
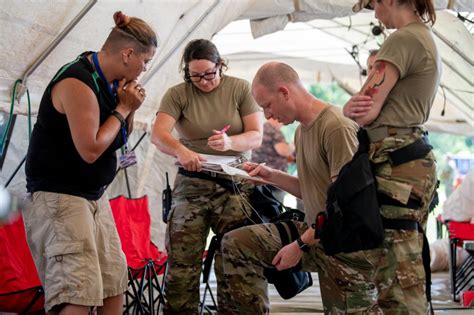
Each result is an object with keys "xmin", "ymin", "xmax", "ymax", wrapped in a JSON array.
[{"xmin": 189, "ymin": 67, "xmax": 218, "ymax": 82}]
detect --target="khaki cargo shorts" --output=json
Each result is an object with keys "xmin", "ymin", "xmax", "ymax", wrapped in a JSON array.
[{"xmin": 22, "ymin": 191, "xmax": 128, "ymax": 312}]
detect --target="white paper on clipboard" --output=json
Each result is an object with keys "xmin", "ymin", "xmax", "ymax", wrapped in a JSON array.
[
  {"xmin": 199, "ymin": 154, "xmax": 238, "ymax": 166},
  {"xmin": 175, "ymin": 154, "xmax": 241, "ymax": 171},
  {"xmin": 220, "ymin": 164, "xmax": 264, "ymax": 181}
]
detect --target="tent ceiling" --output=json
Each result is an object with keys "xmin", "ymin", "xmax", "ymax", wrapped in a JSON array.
[{"xmin": 1, "ymin": 0, "xmax": 473, "ymax": 135}]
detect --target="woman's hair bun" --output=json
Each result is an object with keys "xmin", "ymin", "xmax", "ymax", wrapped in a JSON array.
[{"xmin": 113, "ymin": 11, "xmax": 131, "ymax": 27}]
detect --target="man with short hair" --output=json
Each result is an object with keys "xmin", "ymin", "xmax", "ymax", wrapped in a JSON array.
[{"xmin": 221, "ymin": 62, "xmax": 383, "ymax": 314}]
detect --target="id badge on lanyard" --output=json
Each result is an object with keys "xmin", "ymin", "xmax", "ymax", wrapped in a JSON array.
[
  {"xmin": 119, "ymin": 127, "xmax": 137, "ymax": 169},
  {"xmin": 92, "ymin": 52, "xmax": 137, "ymax": 169}
]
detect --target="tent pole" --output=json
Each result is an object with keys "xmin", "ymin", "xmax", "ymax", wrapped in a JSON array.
[
  {"xmin": 432, "ymin": 29, "xmax": 473, "ymax": 67},
  {"xmin": 4, "ymin": 155, "xmax": 26, "ymax": 188},
  {"xmin": 140, "ymin": 0, "xmax": 220, "ymax": 86},
  {"xmin": 15, "ymin": 0, "xmax": 97, "ymax": 102},
  {"xmin": 131, "ymin": 131, "xmax": 148, "ymax": 152},
  {"xmin": 123, "ymin": 168, "xmax": 132, "ymax": 199}
]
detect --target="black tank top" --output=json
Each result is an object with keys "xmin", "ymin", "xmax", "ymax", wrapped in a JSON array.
[{"xmin": 25, "ymin": 52, "xmax": 125, "ymax": 200}]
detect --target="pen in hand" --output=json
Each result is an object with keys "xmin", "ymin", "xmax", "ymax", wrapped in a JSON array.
[{"xmin": 216, "ymin": 124, "xmax": 231, "ymax": 134}]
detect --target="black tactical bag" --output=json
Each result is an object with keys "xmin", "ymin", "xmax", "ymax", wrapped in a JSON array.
[
  {"xmin": 249, "ymin": 185, "xmax": 312, "ymax": 299},
  {"xmin": 319, "ymin": 129, "xmax": 384, "ymax": 255},
  {"xmin": 262, "ymin": 219, "xmax": 313, "ymax": 299}
]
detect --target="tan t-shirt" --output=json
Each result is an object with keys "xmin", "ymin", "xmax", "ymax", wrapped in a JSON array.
[
  {"xmin": 295, "ymin": 106, "xmax": 359, "ymax": 226},
  {"xmin": 369, "ymin": 22, "xmax": 441, "ymax": 129},
  {"xmin": 159, "ymin": 76, "xmax": 260, "ymax": 157}
]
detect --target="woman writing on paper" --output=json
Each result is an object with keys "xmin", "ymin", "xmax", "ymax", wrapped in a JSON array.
[{"xmin": 151, "ymin": 38, "xmax": 263, "ymax": 313}]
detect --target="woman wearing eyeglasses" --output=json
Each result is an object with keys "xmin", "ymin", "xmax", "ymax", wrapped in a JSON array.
[
  {"xmin": 151, "ymin": 38, "xmax": 263, "ymax": 313},
  {"xmin": 345, "ymin": 0, "xmax": 440, "ymax": 313}
]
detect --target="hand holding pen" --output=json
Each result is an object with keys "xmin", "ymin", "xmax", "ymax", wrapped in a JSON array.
[
  {"xmin": 216, "ymin": 124, "xmax": 230, "ymax": 134},
  {"xmin": 208, "ymin": 124, "xmax": 232, "ymax": 151}
]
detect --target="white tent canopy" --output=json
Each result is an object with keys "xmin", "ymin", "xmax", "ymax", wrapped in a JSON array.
[
  {"xmin": 1, "ymin": 0, "xmax": 473, "ymax": 246},
  {"xmin": 215, "ymin": 10, "xmax": 474, "ymax": 136}
]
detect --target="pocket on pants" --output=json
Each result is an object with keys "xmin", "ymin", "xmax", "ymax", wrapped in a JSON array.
[
  {"xmin": 375, "ymin": 156, "xmax": 436, "ymax": 209},
  {"xmin": 45, "ymin": 241, "xmax": 85, "ymax": 294},
  {"xmin": 393, "ymin": 232, "xmax": 425, "ymax": 289}
]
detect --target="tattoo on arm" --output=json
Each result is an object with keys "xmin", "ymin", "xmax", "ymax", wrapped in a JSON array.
[{"xmin": 362, "ymin": 61, "xmax": 386, "ymax": 97}]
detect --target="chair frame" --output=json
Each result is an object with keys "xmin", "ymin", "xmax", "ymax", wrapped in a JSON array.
[
  {"xmin": 199, "ymin": 235, "xmax": 218, "ymax": 315},
  {"xmin": 124, "ymin": 259, "xmax": 167, "ymax": 314},
  {"xmin": 448, "ymin": 223, "xmax": 474, "ymax": 302}
]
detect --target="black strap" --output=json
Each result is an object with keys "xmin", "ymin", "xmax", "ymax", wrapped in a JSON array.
[
  {"xmin": 382, "ymin": 218, "xmax": 418, "ymax": 230},
  {"xmin": 274, "ymin": 221, "xmax": 300, "ymax": 246},
  {"xmin": 379, "ymin": 193, "xmax": 421, "ymax": 210},
  {"xmin": 178, "ymin": 168, "xmax": 220, "ymax": 180},
  {"xmin": 286, "ymin": 221, "xmax": 300, "ymax": 242},
  {"xmin": 178, "ymin": 168, "xmax": 239, "ymax": 193},
  {"xmin": 388, "ymin": 138, "xmax": 432, "ymax": 166},
  {"xmin": 271, "ymin": 209, "xmax": 305, "ymax": 223},
  {"xmin": 419, "ymin": 224, "xmax": 432, "ymax": 309},
  {"xmin": 356, "ymin": 128, "xmax": 371, "ymax": 153},
  {"xmin": 275, "ymin": 222, "xmax": 290, "ymax": 246}
]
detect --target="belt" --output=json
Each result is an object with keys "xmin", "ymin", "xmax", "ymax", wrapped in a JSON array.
[
  {"xmin": 366, "ymin": 126, "xmax": 421, "ymax": 143},
  {"xmin": 178, "ymin": 168, "xmax": 232, "ymax": 181},
  {"xmin": 382, "ymin": 217, "xmax": 418, "ymax": 231}
]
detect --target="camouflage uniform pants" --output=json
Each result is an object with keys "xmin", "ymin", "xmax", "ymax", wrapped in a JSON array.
[
  {"xmin": 368, "ymin": 130, "xmax": 437, "ymax": 314},
  {"xmin": 164, "ymin": 174, "xmax": 253, "ymax": 314},
  {"xmin": 222, "ymin": 221, "xmax": 384, "ymax": 314}
]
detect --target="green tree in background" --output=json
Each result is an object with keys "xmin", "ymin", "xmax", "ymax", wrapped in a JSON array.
[{"xmin": 307, "ymin": 83, "xmax": 351, "ymax": 108}]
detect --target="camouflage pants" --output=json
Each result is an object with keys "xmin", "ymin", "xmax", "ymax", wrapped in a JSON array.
[
  {"xmin": 164, "ymin": 174, "xmax": 253, "ymax": 314},
  {"xmin": 369, "ymin": 130, "xmax": 437, "ymax": 314},
  {"xmin": 222, "ymin": 221, "xmax": 384, "ymax": 314}
]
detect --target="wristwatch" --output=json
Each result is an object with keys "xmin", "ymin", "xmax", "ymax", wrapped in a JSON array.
[{"xmin": 296, "ymin": 237, "xmax": 310, "ymax": 253}]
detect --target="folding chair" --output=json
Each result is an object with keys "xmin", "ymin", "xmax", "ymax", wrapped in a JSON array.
[
  {"xmin": 110, "ymin": 195, "xmax": 168, "ymax": 314},
  {"xmin": 448, "ymin": 221, "xmax": 474, "ymax": 302},
  {"xmin": 199, "ymin": 235, "xmax": 218, "ymax": 315},
  {"xmin": 0, "ymin": 213, "xmax": 45, "ymax": 314},
  {"xmin": 436, "ymin": 214, "xmax": 447, "ymax": 239}
]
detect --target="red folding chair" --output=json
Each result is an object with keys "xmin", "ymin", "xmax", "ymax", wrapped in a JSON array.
[
  {"xmin": 448, "ymin": 221, "xmax": 474, "ymax": 302},
  {"xmin": 0, "ymin": 213, "xmax": 45, "ymax": 314},
  {"xmin": 110, "ymin": 195, "xmax": 167, "ymax": 314}
]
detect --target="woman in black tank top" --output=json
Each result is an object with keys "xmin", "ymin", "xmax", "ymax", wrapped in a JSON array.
[{"xmin": 24, "ymin": 11, "xmax": 157, "ymax": 314}]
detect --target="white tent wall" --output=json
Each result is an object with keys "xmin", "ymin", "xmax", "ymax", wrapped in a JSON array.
[{"xmin": 1, "ymin": 0, "xmax": 473, "ymax": 248}]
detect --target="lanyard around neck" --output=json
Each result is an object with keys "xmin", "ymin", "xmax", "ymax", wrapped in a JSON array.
[
  {"xmin": 92, "ymin": 52, "xmax": 129, "ymax": 149},
  {"xmin": 92, "ymin": 52, "xmax": 118, "ymax": 101}
]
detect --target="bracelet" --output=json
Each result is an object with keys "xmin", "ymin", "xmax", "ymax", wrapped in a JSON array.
[
  {"xmin": 296, "ymin": 237, "xmax": 310, "ymax": 253},
  {"xmin": 110, "ymin": 110, "xmax": 126, "ymax": 127}
]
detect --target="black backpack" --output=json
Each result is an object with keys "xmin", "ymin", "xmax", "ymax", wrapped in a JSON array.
[{"xmin": 319, "ymin": 129, "xmax": 384, "ymax": 255}]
